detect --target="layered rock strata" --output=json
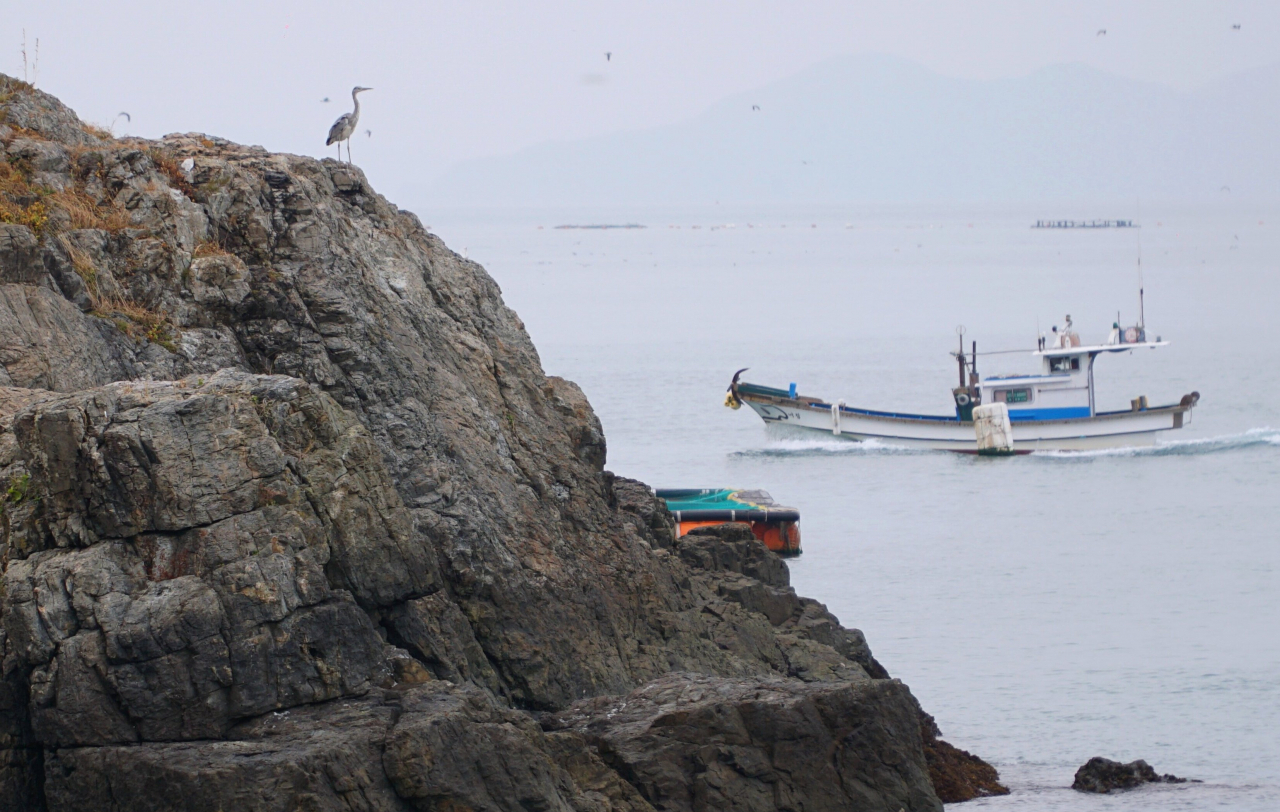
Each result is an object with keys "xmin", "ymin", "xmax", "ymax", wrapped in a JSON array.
[{"xmin": 0, "ymin": 74, "xmax": 1001, "ymax": 810}]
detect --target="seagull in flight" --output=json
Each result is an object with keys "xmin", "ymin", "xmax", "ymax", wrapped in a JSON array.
[
  {"xmin": 365, "ymin": 129, "xmax": 372, "ymax": 137},
  {"xmin": 1097, "ymin": 29, "xmax": 1107, "ymax": 36},
  {"xmin": 752, "ymin": 104, "xmax": 760, "ymax": 111},
  {"xmin": 1232, "ymin": 23, "xmax": 1241, "ymax": 30},
  {"xmin": 605, "ymin": 52, "xmax": 611, "ymax": 61},
  {"xmin": 322, "ymin": 97, "xmax": 330, "ymax": 103}
]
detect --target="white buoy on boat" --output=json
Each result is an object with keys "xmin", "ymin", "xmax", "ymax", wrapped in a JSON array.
[{"xmin": 973, "ymin": 403, "xmax": 1015, "ymax": 455}]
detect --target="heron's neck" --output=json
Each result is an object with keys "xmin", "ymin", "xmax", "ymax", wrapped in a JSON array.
[{"xmin": 351, "ymin": 91, "xmax": 361, "ymax": 116}]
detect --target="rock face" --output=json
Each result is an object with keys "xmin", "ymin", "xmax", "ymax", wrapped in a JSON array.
[
  {"xmin": 0, "ymin": 73, "xmax": 1001, "ymax": 810},
  {"xmin": 1071, "ymin": 757, "xmax": 1189, "ymax": 793},
  {"xmin": 918, "ymin": 711, "xmax": 1009, "ymax": 802},
  {"xmin": 546, "ymin": 673, "xmax": 940, "ymax": 812}
]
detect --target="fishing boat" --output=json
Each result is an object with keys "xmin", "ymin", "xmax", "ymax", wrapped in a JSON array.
[
  {"xmin": 657, "ymin": 488, "xmax": 801, "ymax": 555},
  {"xmin": 726, "ymin": 320, "xmax": 1199, "ymax": 453}
]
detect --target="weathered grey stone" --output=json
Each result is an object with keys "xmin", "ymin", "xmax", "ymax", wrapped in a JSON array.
[
  {"xmin": 0, "ymin": 74, "xmax": 999, "ymax": 811},
  {"xmin": 0, "ymin": 226, "xmax": 43, "ymax": 284},
  {"xmin": 386, "ymin": 592, "xmax": 502, "ymax": 693},
  {"xmin": 546, "ymin": 673, "xmax": 942, "ymax": 812},
  {"xmin": 186, "ymin": 253, "xmax": 250, "ymax": 312},
  {"xmin": 1, "ymin": 373, "xmax": 426, "ymax": 745},
  {"xmin": 45, "ymin": 692, "xmax": 412, "ymax": 812},
  {"xmin": 6, "ymin": 138, "xmax": 71, "ymax": 175},
  {"xmin": 42, "ymin": 683, "xmax": 632, "ymax": 812},
  {"xmin": 384, "ymin": 683, "xmax": 581, "ymax": 812},
  {"xmin": 678, "ymin": 522, "xmax": 789, "ymax": 588},
  {"xmin": 1072, "ymin": 756, "xmax": 1190, "ymax": 793}
]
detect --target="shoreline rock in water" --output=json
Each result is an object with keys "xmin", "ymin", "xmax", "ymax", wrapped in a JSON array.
[
  {"xmin": 0, "ymin": 73, "xmax": 1005, "ymax": 810},
  {"xmin": 1072, "ymin": 757, "xmax": 1191, "ymax": 793}
]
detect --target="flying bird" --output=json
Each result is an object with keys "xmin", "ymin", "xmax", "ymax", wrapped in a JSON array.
[
  {"xmin": 1221, "ymin": 185, "xmax": 1231, "ymax": 192},
  {"xmin": 751, "ymin": 104, "xmax": 760, "ymax": 111},
  {"xmin": 365, "ymin": 129, "xmax": 372, "ymax": 137},
  {"xmin": 321, "ymin": 96, "xmax": 330, "ymax": 103},
  {"xmin": 1232, "ymin": 23, "xmax": 1241, "ymax": 30},
  {"xmin": 326, "ymin": 86, "xmax": 372, "ymax": 164},
  {"xmin": 118, "ymin": 111, "xmax": 131, "ymax": 122},
  {"xmin": 1097, "ymin": 29, "xmax": 1107, "ymax": 36},
  {"xmin": 605, "ymin": 52, "xmax": 611, "ymax": 61}
]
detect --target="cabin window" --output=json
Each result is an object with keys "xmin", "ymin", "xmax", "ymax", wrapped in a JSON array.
[
  {"xmin": 994, "ymin": 388, "xmax": 1031, "ymax": 404},
  {"xmin": 1049, "ymin": 356, "xmax": 1080, "ymax": 372}
]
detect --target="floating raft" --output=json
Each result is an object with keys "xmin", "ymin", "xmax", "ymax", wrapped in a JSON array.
[
  {"xmin": 1031, "ymin": 219, "xmax": 1137, "ymax": 229},
  {"xmin": 553, "ymin": 224, "xmax": 647, "ymax": 229},
  {"xmin": 656, "ymin": 488, "xmax": 801, "ymax": 556}
]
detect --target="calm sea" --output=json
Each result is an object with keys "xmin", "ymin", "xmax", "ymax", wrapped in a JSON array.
[{"xmin": 424, "ymin": 202, "xmax": 1279, "ymax": 809}]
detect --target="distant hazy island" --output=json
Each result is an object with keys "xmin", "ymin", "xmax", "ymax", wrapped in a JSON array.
[{"xmin": 430, "ymin": 54, "xmax": 1280, "ymax": 206}]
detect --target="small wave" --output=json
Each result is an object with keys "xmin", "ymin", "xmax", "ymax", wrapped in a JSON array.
[{"xmin": 1032, "ymin": 427, "xmax": 1280, "ymax": 459}]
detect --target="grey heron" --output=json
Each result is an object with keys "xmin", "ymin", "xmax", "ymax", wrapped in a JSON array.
[{"xmin": 326, "ymin": 86, "xmax": 372, "ymax": 163}]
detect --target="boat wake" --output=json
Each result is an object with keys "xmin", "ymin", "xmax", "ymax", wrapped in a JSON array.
[
  {"xmin": 1031, "ymin": 427, "xmax": 1280, "ymax": 458},
  {"xmin": 730, "ymin": 437, "xmax": 930, "ymax": 458},
  {"xmin": 730, "ymin": 428, "xmax": 1280, "ymax": 460}
]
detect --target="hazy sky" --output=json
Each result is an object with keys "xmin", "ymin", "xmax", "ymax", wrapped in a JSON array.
[{"xmin": 6, "ymin": 1, "xmax": 1278, "ymax": 205}]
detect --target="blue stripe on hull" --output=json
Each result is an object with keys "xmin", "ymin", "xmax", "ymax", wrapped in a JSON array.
[{"xmin": 1007, "ymin": 406, "xmax": 1091, "ymax": 421}]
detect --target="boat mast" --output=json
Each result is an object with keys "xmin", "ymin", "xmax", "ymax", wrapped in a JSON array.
[{"xmin": 1136, "ymin": 202, "xmax": 1146, "ymax": 332}]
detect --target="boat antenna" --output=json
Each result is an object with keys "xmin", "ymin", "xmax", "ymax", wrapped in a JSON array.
[{"xmin": 1136, "ymin": 199, "xmax": 1145, "ymax": 331}]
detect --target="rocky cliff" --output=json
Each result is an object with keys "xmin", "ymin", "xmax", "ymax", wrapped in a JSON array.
[{"xmin": 0, "ymin": 75, "xmax": 1003, "ymax": 811}]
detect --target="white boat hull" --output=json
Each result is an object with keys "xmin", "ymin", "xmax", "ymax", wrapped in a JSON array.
[{"xmin": 740, "ymin": 396, "xmax": 1191, "ymax": 453}]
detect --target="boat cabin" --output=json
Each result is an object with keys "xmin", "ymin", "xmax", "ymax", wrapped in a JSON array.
[{"xmin": 979, "ymin": 338, "xmax": 1166, "ymax": 421}]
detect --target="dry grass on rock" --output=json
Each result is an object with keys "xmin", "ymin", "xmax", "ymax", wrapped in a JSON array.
[
  {"xmin": 93, "ymin": 293, "xmax": 178, "ymax": 351},
  {"xmin": 146, "ymin": 147, "xmax": 198, "ymax": 201}
]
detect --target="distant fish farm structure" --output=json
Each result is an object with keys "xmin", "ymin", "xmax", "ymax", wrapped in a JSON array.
[
  {"xmin": 1032, "ymin": 219, "xmax": 1138, "ymax": 229},
  {"xmin": 554, "ymin": 224, "xmax": 647, "ymax": 230}
]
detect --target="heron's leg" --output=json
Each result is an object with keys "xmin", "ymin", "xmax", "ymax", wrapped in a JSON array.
[{"xmin": 347, "ymin": 138, "xmax": 353, "ymax": 164}]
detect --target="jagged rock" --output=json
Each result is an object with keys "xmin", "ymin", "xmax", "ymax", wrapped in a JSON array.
[
  {"xmin": 0, "ymin": 225, "xmax": 43, "ymax": 284},
  {"xmin": 44, "ymin": 682, "xmax": 656, "ymax": 812},
  {"xmin": 678, "ymin": 522, "xmax": 789, "ymax": 588},
  {"xmin": 2, "ymin": 372, "xmax": 429, "ymax": 745},
  {"xmin": 0, "ymin": 78, "xmax": 104, "ymax": 147},
  {"xmin": 609, "ymin": 476, "xmax": 676, "ymax": 550},
  {"xmin": 919, "ymin": 711, "xmax": 1009, "ymax": 802},
  {"xmin": 0, "ymin": 75, "xmax": 999, "ymax": 811},
  {"xmin": 546, "ymin": 673, "xmax": 942, "ymax": 812},
  {"xmin": 1072, "ymin": 756, "xmax": 1190, "ymax": 793},
  {"xmin": 385, "ymin": 592, "xmax": 503, "ymax": 694}
]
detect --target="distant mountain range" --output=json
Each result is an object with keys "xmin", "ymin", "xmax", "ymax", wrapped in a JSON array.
[{"xmin": 429, "ymin": 55, "xmax": 1280, "ymax": 206}]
